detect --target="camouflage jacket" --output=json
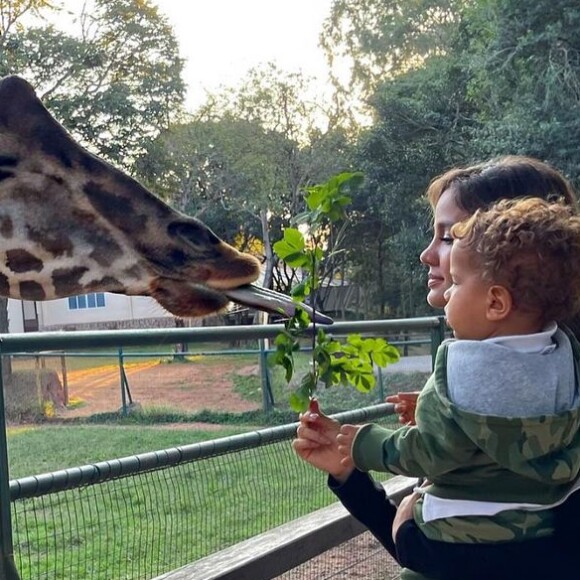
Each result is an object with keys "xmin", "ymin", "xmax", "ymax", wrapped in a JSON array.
[{"xmin": 352, "ymin": 326, "xmax": 580, "ymax": 543}]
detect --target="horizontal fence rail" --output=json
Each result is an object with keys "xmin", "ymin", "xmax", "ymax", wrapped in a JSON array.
[
  {"xmin": 0, "ymin": 316, "xmax": 445, "ymax": 579},
  {"xmin": 0, "ymin": 317, "xmax": 444, "ymax": 353}
]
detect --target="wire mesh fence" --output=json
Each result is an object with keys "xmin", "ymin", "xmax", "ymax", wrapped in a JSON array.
[
  {"xmin": 1, "ymin": 319, "xmax": 443, "ymax": 578},
  {"xmin": 10, "ymin": 409, "xmax": 400, "ymax": 579}
]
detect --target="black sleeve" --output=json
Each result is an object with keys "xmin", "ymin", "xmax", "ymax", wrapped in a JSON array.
[
  {"xmin": 329, "ymin": 471, "xmax": 576, "ymax": 580},
  {"xmin": 328, "ymin": 469, "xmax": 398, "ymax": 558}
]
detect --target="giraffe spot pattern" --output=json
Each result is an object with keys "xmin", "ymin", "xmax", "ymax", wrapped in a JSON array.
[
  {"xmin": 0, "ymin": 156, "xmax": 18, "ymax": 167},
  {"xmin": 87, "ymin": 235, "xmax": 124, "ymax": 267},
  {"xmin": 86, "ymin": 276, "xmax": 125, "ymax": 293},
  {"xmin": 52, "ymin": 267, "xmax": 89, "ymax": 296},
  {"xmin": 0, "ymin": 217, "xmax": 13, "ymax": 239},
  {"xmin": 27, "ymin": 228, "xmax": 73, "ymax": 258},
  {"xmin": 6, "ymin": 249, "xmax": 43, "ymax": 273},
  {"xmin": 84, "ymin": 181, "xmax": 147, "ymax": 234},
  {"xmin": 123, "ymin": 265, "xmax": 143, "ymax": 280},
  {"xmin": 49, "ymin": 174, "xmax": 64, "ymax": 186},
  {"xmin": 36, "ymin": 124, "xmax": 73, "ymax": 168},
  {"xmin": 19, "ymin": 281, "xmax": 46, "ymax": 301}
]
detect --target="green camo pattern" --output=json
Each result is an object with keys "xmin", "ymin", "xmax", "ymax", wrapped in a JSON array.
[{"xmin": 352, "ymin": 325, "xmax": 580, "ymax": 543}]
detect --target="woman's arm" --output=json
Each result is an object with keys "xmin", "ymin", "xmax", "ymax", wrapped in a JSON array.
[{"xmin": 328, "ymin": 468, "xmax": 398, "ymax": 556}]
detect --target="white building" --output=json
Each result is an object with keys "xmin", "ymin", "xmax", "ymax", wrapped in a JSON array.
[{"xmin": 8, "ymin": 293, "xmax": 177, "ymax": 333}]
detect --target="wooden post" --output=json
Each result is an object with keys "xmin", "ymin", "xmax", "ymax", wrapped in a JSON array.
[{"xmin": 60, "ymin": 354, "xmax": 68, "ymax": 406}]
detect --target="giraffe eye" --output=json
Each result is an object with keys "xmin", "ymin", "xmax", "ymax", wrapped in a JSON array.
[{"xmin": 167, "ymin": 221, "xmax": 221, "ymax": 252}]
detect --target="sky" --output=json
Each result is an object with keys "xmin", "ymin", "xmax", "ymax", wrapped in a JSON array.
[
  {"xmin": 154, "ymin": 0, "xmax": 334, "ymax": 110},
  {"xmin": 46, "ymin": 1, "xmax": 336, "ymax": 111}
]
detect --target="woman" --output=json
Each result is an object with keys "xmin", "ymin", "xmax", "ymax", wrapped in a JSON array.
[{"xmin": 293, "ymin": 156, "xmax": 579, "ymax": 579}]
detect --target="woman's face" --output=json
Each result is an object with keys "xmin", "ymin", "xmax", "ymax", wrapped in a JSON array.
[{"xmin": 419, "ymin": 188, "xmax": 469, "ymax": 309}]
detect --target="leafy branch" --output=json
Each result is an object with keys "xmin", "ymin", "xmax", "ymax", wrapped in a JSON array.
[{"xmin": 272, "ymin": 172, "xmax": 400, "ymax": 412}]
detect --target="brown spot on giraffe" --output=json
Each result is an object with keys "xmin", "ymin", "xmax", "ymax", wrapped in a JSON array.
[
  {"xmin": 19, "ymin": 281, "xmax": 46, "ymax": 301},
  {"xmin": 52, "ymin": 267, "xmax": 89, "ymax": 296},
  {"xmin": 6, "ymin": 249, "xmax": 43, "ymax": 273},
  {"xmin": 27, "ymin": 228, "xmax": 74, "ymax": 258},
  {"xmin": 0, "ymin": 272, "xmax": 9, "ymax": 295},
  {"xmin": 0, "ymin": 155, "xmax": 18, "ymax": 167},
  {"xmin": 0, "ymin": 156, "xmax": 17, "ymax": 183},
  {"xmin": 83, "ymin": 181, "xmax": 148, "ymax": 234},
  {"xmin": 85, "ymin": 277, "xmax": 125, "ymax": 294}
]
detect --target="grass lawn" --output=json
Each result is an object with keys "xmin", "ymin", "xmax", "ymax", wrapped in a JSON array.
[
  {"xmin": 7, "ymin": 424, "xmax": 251, "ymax": 478},
  {"xmin": 7, "ymin": 421, "xmax": 354, "ymax": 579}
]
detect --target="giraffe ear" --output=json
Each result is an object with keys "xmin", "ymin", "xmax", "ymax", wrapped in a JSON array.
[{"xmin": 0, "ymin": 75, "xmax": 78, "ymax": 170}]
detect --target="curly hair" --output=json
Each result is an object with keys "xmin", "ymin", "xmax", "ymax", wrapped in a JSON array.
[{"xmin": 451, "ymin": 198, "xmax": 580, "ymax": 322}]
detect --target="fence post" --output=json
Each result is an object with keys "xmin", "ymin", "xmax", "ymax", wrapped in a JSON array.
[
  {"xmin": 119, "ymin": 348, "xmax": 128, "ymax": 416},
  {"xmin": 430, "ymin": 316, "xmax": 446, "ymax": 369},
  {"xmin": 60, "ymin": 354, "xmax": 69, "ymax": 407},
  {"xmin": 0, "ymin": 352, "xmax": 21, "ymax": 580},
  {"xmin": 259, "ymin": 339, "xmax": 273, "ymax": 413},
  {"xmin": 376, "ymin": 366, "xmax": 385, "ymax": 402}
]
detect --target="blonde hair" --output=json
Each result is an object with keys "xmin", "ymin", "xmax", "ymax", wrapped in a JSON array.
[{"xmin": 451, "ymin": 198, "xmax": 580, "ymax": 322}]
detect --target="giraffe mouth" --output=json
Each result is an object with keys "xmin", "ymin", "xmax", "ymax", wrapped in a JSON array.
[{"xmin": 224, "ymin": 284, "xmax": 333, "ymax": 325}]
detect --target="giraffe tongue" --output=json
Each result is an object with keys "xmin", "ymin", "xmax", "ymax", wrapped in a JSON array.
[{"xmin": 223, "ymin": 284, "xmax": 333, "ymax": 325}]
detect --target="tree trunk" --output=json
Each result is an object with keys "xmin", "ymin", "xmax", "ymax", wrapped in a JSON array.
[{"xmin": 260, "ymin": 208, "xmax": 274, "ymax": 290}]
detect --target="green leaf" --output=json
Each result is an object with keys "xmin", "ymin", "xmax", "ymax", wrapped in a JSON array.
[
  {"xmin": 289, "ymin": 390, "xmax": 309, "ymax": 413},
  {"xmin": 273, "ymin": 229, "xmax": 308, "ymax": 267}
]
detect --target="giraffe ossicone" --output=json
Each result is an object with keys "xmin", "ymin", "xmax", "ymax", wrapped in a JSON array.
[{"xmin": 0, "ymin": 75, "xmax": 331, "ymax": 325}]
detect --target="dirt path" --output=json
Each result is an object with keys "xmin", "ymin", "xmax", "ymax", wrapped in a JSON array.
[{"xmin": 57, "ymin": 359, "xmax": 260, "ymax": 418}]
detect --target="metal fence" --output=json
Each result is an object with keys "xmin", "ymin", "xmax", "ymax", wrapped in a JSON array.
[{"xmin": 0, "ymin": 317, "xmax": 445, "ymax": 579}]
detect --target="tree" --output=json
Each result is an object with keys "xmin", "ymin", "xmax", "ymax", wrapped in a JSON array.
[
  {"xmin": 321, "ymin": 0, "xmax": 463, "ymax": 119},
  {"xmin": 1, "ymin": 0, "xmax": 185, "ymax": 168},
  {"xmin": 0, "ymin": 0, "xmax": 55, "ymax": 40},
  {"xmin": 213, "ymin": 64, "xmax": 356, "ymax": 301},
  {"xmin": 137, "ymin": 64, "xmax": 357, "ymax": 316},
  {"xmin": 462, "ymin": 0, "xmax": 580, "ymax": 185},
  {"xmin": 136, "ymin": 115, "xmax": 284, "ymax": 254}
]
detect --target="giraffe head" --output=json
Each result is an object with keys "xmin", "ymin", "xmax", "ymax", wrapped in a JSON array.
[{"xmin": 0, "ymin": 75, "xmax": 331, "ymax": 324}]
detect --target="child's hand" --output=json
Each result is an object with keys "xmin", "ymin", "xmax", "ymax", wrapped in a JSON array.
[
  {"xmin": 336, "ymin": 424, "xmax": 362, "ymax": 469},
  {"xmin": 386, "ymin": 392, "xmax": 419, "ymax": 425}
]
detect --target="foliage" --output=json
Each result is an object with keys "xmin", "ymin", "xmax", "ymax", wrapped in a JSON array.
[
  {"xmin": 320, "ymin": 0, "xmax": 463, "ymax": 119},
  {"xmin": 272, "ymin": 173, "xmax": 400, "ymax": 411},
  {"xmin": 461, "ymin": 0, "xmax": 580, "ymax": 184},
  {"xmin": 0, "ymin": 0, "xmax": 185, "ymax": 167},
  {"xmin": 135, "ymin": 116, "xmax": 279, "ymax": 248}
]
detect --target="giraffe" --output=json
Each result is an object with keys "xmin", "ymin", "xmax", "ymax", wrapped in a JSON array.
[{"xmin": 0, "ymin": 75, "xmax": 331, "ymax": 325}]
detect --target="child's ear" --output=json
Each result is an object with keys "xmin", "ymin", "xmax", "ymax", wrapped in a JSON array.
[{"xmin": 486, "ymin": 285, "xmax": 512, "ymax": 321}]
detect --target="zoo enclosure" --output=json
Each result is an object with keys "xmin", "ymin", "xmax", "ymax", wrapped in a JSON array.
[{"xmin": 0, "ymin": 316, "xmax": 445, "ymax": 579}]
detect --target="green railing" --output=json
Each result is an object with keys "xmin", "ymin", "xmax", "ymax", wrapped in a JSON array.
[{"xmin": 0, "ymin": 316, "xmax": 445, "ymax": 579}]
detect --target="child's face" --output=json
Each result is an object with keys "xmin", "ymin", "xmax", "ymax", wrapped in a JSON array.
[{"xmin": 443, "ymin": 241, "xmax": 492, "ymax": 340}]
